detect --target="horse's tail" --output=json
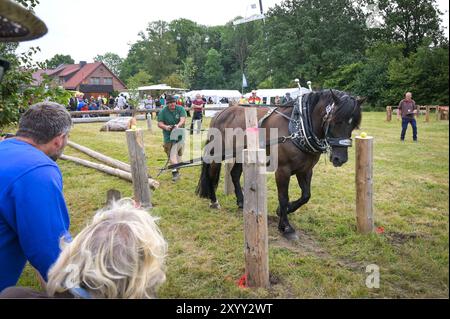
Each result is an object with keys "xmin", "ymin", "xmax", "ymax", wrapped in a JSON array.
[{"xmin": 196, "ymin": 160, "xmax": 222, "ymax": 199}]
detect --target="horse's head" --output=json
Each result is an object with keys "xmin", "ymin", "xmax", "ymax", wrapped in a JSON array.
[{"xmin": 325, "ymin": 90, "xmax": 365, "ymax": 167}]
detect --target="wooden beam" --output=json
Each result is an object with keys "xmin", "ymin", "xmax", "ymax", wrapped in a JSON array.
[
  {"xmin": 126, "ymin": 129, "xmax": 152, "ymax": 209},
  {"xmin": 60, "ymin": 154, "xmax": 159, "ymax": 190},
  {"xmin": 355, "ymin": 136, "xmax": 374, "ymax": 234},
  {"xmin": 242, "ymin": 108, "xmax": 269, "ymax": 289}
]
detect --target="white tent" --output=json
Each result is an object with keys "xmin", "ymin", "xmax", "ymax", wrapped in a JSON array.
[
  {"xmin": 138, "ymin": 84, "xmax": 188, "ymax": 92},
  {"xmin": 244, "ymin": 87, "xmax": 311, "ymax": 104},
  {"xmin": 184, "ymin": 89, "xmax": 242, "ymax": 117},
  {"xmin": 184, "ymin": 90, "xmax": 242, "ymax": 104}
]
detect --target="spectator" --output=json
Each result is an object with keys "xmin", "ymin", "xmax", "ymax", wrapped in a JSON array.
[
  {"xmin": 0, "ymin": 102, "xmax": 72, "ymax": 292},
  {"xmin": 157, "ymin": 95, "xmax": 187, "ymax": 182},
  {"xmin": 248, "ymin": 90, "xmax": 262, "ymax": 105},
  {"xmin": 0, "ymin": 199, "xmax": 167, "ymax": 298},
  {"xmin": 117, "ymin": 94, "xmax": 127, "ymax": 109},
  {"xmin": 190, "ymin": 93, "xmax": 205, "ymax": 135},
  {"xmin": 108, "ymin": 96, "xmax": 115, "ymax": 109},
  {"xmin": 397, "ymin": 92, "xmax": 418, "ymax": 142},
  {"xmin": 274, "ymin": 96, "xmax": 281, "ymax": 105},
  {"xmin": 282, "ymin": 92, "xmax": 293, "ymax": 105},
  {"xmin": 239, "ymin": 95, "xmax": 247, "ymax": 105}
]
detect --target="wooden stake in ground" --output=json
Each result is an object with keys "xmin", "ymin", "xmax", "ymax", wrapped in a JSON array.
[
  {"xmin": 355, "ymin": 135, "xmax": 374, "ymax": 234},
  {"xmin": 126, "ymin": 129, "xmax": 152, "ymax": 209},
  {"xmin": 242, "ymin": 108, "xmax": 269, "ymax": 289},
  {"xmin": 425, "ymin": 106, "xmax": 430, "ymax": 122},
  {"xmin": 386, "ymin": 106, "xmax": 392, "ymax": 122}
]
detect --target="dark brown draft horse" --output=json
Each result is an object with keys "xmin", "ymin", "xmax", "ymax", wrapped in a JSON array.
[{"xmin": 196, "ymin": 90, "xmax": 364, "ymax": 240}]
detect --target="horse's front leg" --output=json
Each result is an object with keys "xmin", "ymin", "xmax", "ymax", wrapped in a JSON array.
[
  {"xmin": 287, "ymin": 170, "xmax": 312, "ymax": 214},
  {"xmin": 275, "ymin": 168, "xmax": 298, "ymax": 240},
  {"xmin": 230, "ymin": 163, "xmax": 244, "ymax": 208}
]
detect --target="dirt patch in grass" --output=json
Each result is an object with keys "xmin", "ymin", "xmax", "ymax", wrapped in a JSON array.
[{"xmin": 267, "ymin": 215, "xmax": 365, "ymax": 272}]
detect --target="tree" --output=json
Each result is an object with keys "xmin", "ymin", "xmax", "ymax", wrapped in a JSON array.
[
  {"xmin": 120, "ymin": 39, "xmax": 148, "ymax": 83},
  {"xmin": 94, "ymin": 52, "xmax": 123, "ymax": 76},
  {"xmin": 45, "ymin": 54, "xmax": 74, "ymax": 69},
  {"xmin": 373, "ymin": 0, "xmax": 445, "ymax": 56},
  {"xmin": 248, "ymin": 0, "xmax": 368, "ymax": 87},
  {"xmin": 387, "ymin": 45, "xmax": 449, "ymax": 105},
  {"xmin": 144, "ymin": 21, "xmax": 178, "ymax": 82},
  {"xmin": 204, "ymin": 48, "xmax": 224, "ymax": 89}
]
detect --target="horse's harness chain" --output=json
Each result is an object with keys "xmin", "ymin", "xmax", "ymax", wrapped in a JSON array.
[{"xmin": 262, "ymin": 94, "xmax": 333, "ymax": 154}]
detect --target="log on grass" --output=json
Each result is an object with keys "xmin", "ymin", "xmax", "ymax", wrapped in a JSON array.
[
  {"xmin": 60, "ymin": 154, "xmax": 159, "ymax": 190},
  {"xmin": 67, "ymin": 141, "xmax": 131, "ymax": 172}
]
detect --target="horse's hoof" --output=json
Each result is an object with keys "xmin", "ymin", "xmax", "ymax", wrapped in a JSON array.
[
  {"xmin": 282, "ymin": 231, "xmax": 299, "ymax": 241},
  {"xmin": 210, "ymin": 202, "xmax": 221, "ymax": 209},
  {"xmin": 237, "ymin": 201, "xmax": 243, "ymax": 209}
]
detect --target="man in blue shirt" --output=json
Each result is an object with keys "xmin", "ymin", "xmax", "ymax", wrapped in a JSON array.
[{"xmin": 0, "ymin": 102, "xmax": 73, "ymax": 292}]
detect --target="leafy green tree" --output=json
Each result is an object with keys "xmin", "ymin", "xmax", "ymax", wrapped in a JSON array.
[
  {"xmin": 126, "ymin": 70, "xmax": 152, "ymax": 90},
  {"xmin": 387, "ymin": 45, "xmax": 449, "ymax": 105},
  {"xmin": 373, "ymin": 0, "xmax": 445, "ymax": 56},
  {"xmin": 169, "ymin": 19, "xmax": 203, "ymax": 63},
  {"xmin": 161, "ymin": 73, "xmax": 185, "ymax": 89},
  {"xmin": 204, "ymin": 48, "xmax": 224, "ymax": 89},
  {"xmin": 45, "ymin": 54, "xmax": 74, "ymax": 69},
  {"xmin": 144, "ymin": 21, "xmax": 178, "ymax": 82},
  {"xmin": 248, "ymin": 0, "xmax": 368, "ymax": 88},
  {"xmin": 120, "ymin": 39, "xmax": 148, "ymax": 82},
  {"xmin": 94, "ymin": 52, "xmax": 123, "ymax": 76}
]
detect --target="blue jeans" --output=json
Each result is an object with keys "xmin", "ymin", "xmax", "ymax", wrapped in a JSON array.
[{"xmin": 401, "ymin": 117, "xmax": 417, "ymax": 141}]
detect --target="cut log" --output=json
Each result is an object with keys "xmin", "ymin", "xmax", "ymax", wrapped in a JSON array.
[
  {"xmin": 67, "ymin": 141, "xmax": 131, "ymax": 172},
  {"xmin": 60, "ymin": 154, "xmax": 159, "ymax": 190}
]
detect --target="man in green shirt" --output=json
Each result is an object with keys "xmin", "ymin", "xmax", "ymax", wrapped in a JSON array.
[{"xmin": 157, "ymin": 95, "xmax": 187, "ymax": 181}]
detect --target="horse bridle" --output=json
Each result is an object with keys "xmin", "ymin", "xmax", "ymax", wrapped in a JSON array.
[{"xmin": 264, "ymin": 93, "xmax": 353, "ymax": 154}]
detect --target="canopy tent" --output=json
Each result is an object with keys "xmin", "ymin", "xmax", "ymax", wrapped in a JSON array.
[
  {"xmin": 184, "ymin": 90, "xmax": 242, "ymax": 104},
  {"xmin": 138, "ymin": 84, "xmax": 188, "ymax": 92},
  {"xmin": 244, "ymin": 87, "xmax": 311, "ymax": 104}
]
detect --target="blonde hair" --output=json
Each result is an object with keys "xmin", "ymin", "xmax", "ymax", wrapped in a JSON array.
[{"xmin": 46, "ymin": 199, "xmax": 167, "ymax": 298}]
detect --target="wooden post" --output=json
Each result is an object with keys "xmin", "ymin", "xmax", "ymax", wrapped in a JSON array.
[
  {"xmin": 126, "ymin": 129, "xmax": 152, "ymax": 209},
  {"xmin": 106, "ymin": 189, "xmax": 122, "ymax": 207},
  {"xmin": 425, "ymin": 106, "xmax": 430, "ymax": 122},
  {"xmin": 386, "ymin": 106, "xmax": 392, "ymax": 122},
  {"xmin": 147, "ymin": 117, "xmax": 152, "ymax": 132},
  {"xmin": 355, "ymin": 136, "xmax": 374, "ymax": 234},
  {"xmin": 242, "ymin": 108, "xmax": 269, "ymax": 289},
  {"xmin": 436, "ymin": 106, "xmax": 440, "ymax": 121},
  {"xmin": 224, "ymin": 129, "xmax": 235, "ymax": 195}
]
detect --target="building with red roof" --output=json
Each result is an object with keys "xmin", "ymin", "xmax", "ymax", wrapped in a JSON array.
[{"xmin": 32, "ymin": 61, "xmax": 127, "ymax": 98}]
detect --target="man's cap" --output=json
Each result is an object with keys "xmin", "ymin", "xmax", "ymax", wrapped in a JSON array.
[
  {"xmin": 0, "ymin": 0, "xmax": 48, "ymax": 42},
  {"xmin": 251, "ymin": 90, "xmax": 257, "ymax": 94},
  {"xmin": 166, "ymin": 95, "xmax": 176, "ymax": 104}
]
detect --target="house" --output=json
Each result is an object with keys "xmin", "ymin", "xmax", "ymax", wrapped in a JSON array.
[{"xmin": 32, "ymin": 61, "xmax": 126, "ymax": 99}]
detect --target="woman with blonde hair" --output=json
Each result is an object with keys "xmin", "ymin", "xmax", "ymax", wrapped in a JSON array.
[{"xmin": 0, "ymin": 199, "xmax": 167, "ymax": 299}]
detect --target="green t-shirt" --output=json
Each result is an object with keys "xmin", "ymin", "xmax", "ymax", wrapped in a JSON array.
[{"xmin": 158, "ymin": 105, "xmax": 187, "ymax": 143}]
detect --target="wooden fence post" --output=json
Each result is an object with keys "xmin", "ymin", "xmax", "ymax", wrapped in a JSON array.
[
  {"xmin": 386, "ymin": 106, "xmax": 392, "ymax": 122},
  {"xmin": 126, "ymin": 129, "xmax": 152, "ymax": 209},
  {"xmin": 355, "ymin": 135, "xmax": 374, "ymax": 234},
  {"xmin": 106, "ymin": 189, "xmax": 122, "ymax": 207},
  {"xmin": 147, "ymin": 116, "xmax": 152, "ymax": 132},
  {"xmin": 425, "ymin": 106, "xmax": 430, "ymax": 122},
  {"xmin": 242, "ymin": 108, "xmax": 269, "ymax": 289}
]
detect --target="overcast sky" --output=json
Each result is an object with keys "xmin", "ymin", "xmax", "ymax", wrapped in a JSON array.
[{"xmin": 18, "ymin": 0, "xmax": 449, "ymax": 64}]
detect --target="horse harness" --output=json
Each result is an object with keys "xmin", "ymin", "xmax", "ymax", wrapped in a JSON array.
[{"xmin": 258, "ymin": 93, "xmax": 352, "ymax": 154}]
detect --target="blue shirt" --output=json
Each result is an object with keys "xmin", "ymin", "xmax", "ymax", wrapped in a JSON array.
[{"xmin": 0, "ymin": 139, "xmax": 70, "ymax": 291}]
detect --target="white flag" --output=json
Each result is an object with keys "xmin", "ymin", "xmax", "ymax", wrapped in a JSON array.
[{"xmin": 242, "ymin": 73, "xmax": 248, "ymax": 88}]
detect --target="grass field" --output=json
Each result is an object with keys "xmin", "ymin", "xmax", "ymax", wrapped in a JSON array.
[{"xmin": 17, "ymin": 112, "xmax": 449, "ymax": 298}]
